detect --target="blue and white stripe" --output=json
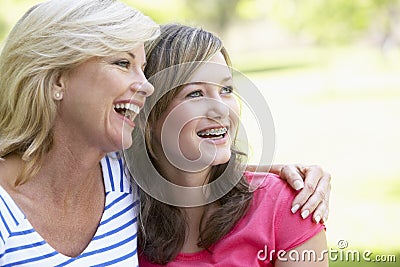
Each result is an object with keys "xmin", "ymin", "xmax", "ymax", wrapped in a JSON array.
[{"xmin": 0, "ymin": 152, "xmax": 139, "ymax": 266}]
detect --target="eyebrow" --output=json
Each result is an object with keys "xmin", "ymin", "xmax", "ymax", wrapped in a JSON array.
[
  {"xmin": 221, "ymin": 76, "xmax": 233, "ymax": 83},
  {"xmin": 127, "ymin": 52, "xmax": 147, "ymax": 69},
  {"xmin": 188, "ymin": 76, "xmax": 233, "ymax": 85},
  {"xmin": 127, "ymin": 52, "xmax": 135, "ymax": 60}
]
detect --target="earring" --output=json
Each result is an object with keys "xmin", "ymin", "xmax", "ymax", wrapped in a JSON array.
[{"xmin": 54, "ymin": 91, "xmax": 63, "ymax": 101}]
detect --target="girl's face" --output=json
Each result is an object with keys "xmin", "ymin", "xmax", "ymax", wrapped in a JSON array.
[
  {"xmin": 153, "ymin": 52, "xmax": 239, "ymax": 172},
  {"xmin": 55, "ymin": 43, "xmax": 154, "ymax": 153}
]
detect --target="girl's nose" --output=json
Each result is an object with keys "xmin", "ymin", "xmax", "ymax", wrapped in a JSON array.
[{"xmin": 206, "ymin": 95, "xmax": 230, "ymax": 120}]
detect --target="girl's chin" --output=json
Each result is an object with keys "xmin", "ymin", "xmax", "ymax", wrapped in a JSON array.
[
  {"xmin": 212, "ymin": 159, "xmax": 230, "ymax": 166},
  {"xmin": 211, "ymin": 152, "xmax": 231, "ymax": 166}
]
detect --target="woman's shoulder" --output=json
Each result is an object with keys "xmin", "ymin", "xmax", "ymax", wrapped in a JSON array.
[
  {"xmin": 0, "ymin": 154, "xmax": 23, "ymax": 188},
  {"xmin": 0, "ymin": 186, "xmax": 26, "ymax": 250},
  {"xmin": 0, "ymin": 157, "xmax": 26, "ymax": 231},
  {"xmin": 100, "ymin": 152, "xmax": 133, "ymax": 194}
]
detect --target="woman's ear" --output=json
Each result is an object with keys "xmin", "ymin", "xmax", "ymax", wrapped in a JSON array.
[{"xmin": 52, "ymin": 73, "xmax": 66, "ymax": 101}]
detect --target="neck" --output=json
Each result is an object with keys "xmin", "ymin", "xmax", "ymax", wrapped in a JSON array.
[
  {"xmin": 180, "ymin": 203, "xmax": 219, "ymax": 253},
  {"xmin": 180, "ymin": 205, "xmax": 206, "ymax": 253},
  {"xmin": 13, "ymin": 136, "xmax": 106, "ymax": 204},
  {"xmin": 39, "ymin": 146, "xmax": 103, "ymax": 191},
  {"xmin": 165, "ymin": 167, "xmax": 211, "ymax": 187}
]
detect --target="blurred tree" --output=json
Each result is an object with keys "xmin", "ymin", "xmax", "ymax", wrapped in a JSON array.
[
  {"xmin": 182, "ymin": 0, "xmax": 241, "ymax": 34},
  {"xmin": 375, "ymin": 0, "xmax": 400, "ymax": 50},
  {"xmin": 1, "ymin": 0, "xmax": 400, "ymax": 48},
  {"xmin": 269, "ymin": 0, "xmax": 400, "ymax": 47},
  {"xmin": 0, "ymin": 18, "xmax": 8, "ymax": 43},
  {"xmin": 123, "ymin": 0, "xmax": 186, "ymax": 24},
  {"xmin": 0, "ymin": 0, "xmax": 39, "ymax": 44}
]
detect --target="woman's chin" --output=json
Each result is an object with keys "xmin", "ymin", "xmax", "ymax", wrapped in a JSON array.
[{"xmin": 121, "ymin": 138, "xmax": 133, "ymax": 150}]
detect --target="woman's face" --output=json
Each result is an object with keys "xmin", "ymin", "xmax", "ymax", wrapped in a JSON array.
[
  {"xmin": 153, "ymin": 52, "xmax": 239, "ymax": 172},
  {"xmin": 56, "ymin": 43, "xmax": 153, "ymax": 153}
]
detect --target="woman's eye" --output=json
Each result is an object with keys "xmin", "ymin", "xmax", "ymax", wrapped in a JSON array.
[
  {"xmin": 186, "ymin": 90, "xmax": 203, "ymax": 98},
  {"xmin": 221, "ymin": 85, "xmax": 233, "ymax": 94},
  {"xmin": 114, "ymin": 60, "xmax": 130, "ymax": 69}
]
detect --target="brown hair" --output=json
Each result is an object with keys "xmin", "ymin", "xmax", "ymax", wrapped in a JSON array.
[{"xmin": 129, "ymin": 24, "xmax": 253, "ymax": 264}]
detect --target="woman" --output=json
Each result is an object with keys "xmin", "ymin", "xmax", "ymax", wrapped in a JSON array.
[
  {"xmin": 0, "ymin": 0, "xmax": 159, "ymax": 265},
  {"xmin": 0, "ymin": 0, "xmax": 329, "ymax": 265},
  {"xmin": 129, "ymin": 24, "xmax": 328, "ymax": 266}
]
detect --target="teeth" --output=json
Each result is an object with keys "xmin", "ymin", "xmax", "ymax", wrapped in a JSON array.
[
  {"xmin": 113, "ymin": 103, "xmax": 141, "ymax": 123},
  {"xmin": 113, "ymin": 103, "xmax": 141, "ymax": 114},
  {"xmin": 129, "ymin": 104, "xmax": 140, "ymax": 114},
  {"xmin": 198, "ymin": 127, "xmax": 228, "ymax": 136}
]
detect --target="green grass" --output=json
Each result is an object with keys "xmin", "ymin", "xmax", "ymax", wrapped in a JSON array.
[
  {"xmin": 329, "ymin": 251, "xmax": 399, "ymax": 267},
  {"xmin": 236, "ymin": 46, "xmax": 400, "ymax": 257}
]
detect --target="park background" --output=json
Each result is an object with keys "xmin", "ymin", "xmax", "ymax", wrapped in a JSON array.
[{"xmin": 1, "ymin": 0, "xmax": 399, "ymax": 266}]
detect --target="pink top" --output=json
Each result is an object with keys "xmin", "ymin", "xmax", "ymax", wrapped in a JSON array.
[{"xmin": 139, "ymin": 172, "xmax": 325, "ymax": 266}]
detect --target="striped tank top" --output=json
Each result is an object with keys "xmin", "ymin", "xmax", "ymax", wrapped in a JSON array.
[{"xmin": 0, "ymin": 152, "xmax": 139, "ymax": 266}]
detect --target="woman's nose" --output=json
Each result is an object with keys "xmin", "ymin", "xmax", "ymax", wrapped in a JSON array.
[{"xmin": 130, "ymin": 71, "xmax": 154, "ymax": 97}]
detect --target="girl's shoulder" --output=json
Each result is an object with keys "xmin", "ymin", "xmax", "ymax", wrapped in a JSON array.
[{"xmin": 244, "ymin": 171, "xmax": 293, "ymax": 198}]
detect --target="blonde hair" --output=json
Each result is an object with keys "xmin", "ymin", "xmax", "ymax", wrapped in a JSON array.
[{"xmin": 0, "ymin": 0, "xmax": 160, "ymax": 185}]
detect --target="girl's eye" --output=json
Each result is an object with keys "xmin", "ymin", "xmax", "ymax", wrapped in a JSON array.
[
  {"xmin": 114, "ymin": 60, "xmax": 130, "ymax": 69},
  {"xmin": 186, "ymin": 90, "xmax": 203, "ymax": 98},
  {"xmin": 221, "ymin": 85, "xmax": 233, "ymax": 94}
]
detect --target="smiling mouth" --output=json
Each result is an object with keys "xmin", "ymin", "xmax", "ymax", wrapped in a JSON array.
[
  {"xmin": 113, "ymin": 103, "xmax": 140, "ymax": 122},
  {"xmin": 197, "ymin": 127, "xmax": 228, "ymax": 140}
]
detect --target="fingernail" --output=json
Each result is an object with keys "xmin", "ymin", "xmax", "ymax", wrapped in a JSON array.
[
  {"xmin": 323, "ymin": 216, "xmax": 327, "ymax": 223},
  {"xmin": 314, "ymin": 215, "xmax": 321, "ymax": 224},
  {"xmin": 293, "ymin": 180, "xmax": 304, "ymax": 191},
  {"xmin": 301, "ymin": 210, "xmax": 310, "ymax": 219},
  {"xmin": 291, "ymin": 204, "xmax": 300, "ymax": 214}
]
